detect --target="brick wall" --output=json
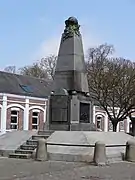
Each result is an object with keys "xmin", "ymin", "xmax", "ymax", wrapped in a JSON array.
[
  {"xmin": 7, "ymin": 97, "xmax": 25, "ymax": 102},
  {"xmin": 6, "ymin": 108, "xmax": 11, "ymax": 130},
  {"xmin": 29, "ymin": 99, "xmax": 45, "ymax": 104},
  {"xmin": 39, "ymin": 110, "xmax": 44, "ymax": 130},
  {"xmin": 29, "ymin": 99, "xmax": 46, "ymax": 109},
  {"xmin": 7, "ymin": 102, "xmax": 25, "ymax": 107},
  {"xmin": 5, "ymin": 96, "xmax": 47, "ymax": 130},
  {"xmin": 18, "ymin": 109, "xmax": 23, "ymax": 130}
]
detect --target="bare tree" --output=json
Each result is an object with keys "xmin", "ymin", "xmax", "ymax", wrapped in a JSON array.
[
  {"xmin": 18, "ymin": 55, "xmax": 57, "ymax": 80},
  {"xmin": 40, "ymin": 55, "xmax": 57, "ymax": 79},
  {"xmin": 19, "ymin": 62, "xmax": 48, "ymax": 79},
  {"xmin": 4, "ymin": 66, "xmax": 16, "ymax": 73},
  {"xmin": 87, "ymin": 44, "xmax": 135, "ymax": 131}
]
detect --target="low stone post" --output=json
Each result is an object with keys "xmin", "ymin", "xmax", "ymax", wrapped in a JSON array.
[
  {"xmin": 125, "ymin": 140, "xmax": 135, "ymax": 162},
  {"xmin": 35, "ymin": 138, "xmax": 48, "ymax": 161},
  {"xmin": 93, "ymin": 141, "xmax": 106, "ymax": 166}
]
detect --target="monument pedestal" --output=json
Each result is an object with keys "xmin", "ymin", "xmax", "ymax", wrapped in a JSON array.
[
  {"xmin": 49, "ymin": 91, "xmax": 95, "ymax": 131},
  {"xmin": 70, "ymin": 123, "xmax": 96, "ymax": 131}
]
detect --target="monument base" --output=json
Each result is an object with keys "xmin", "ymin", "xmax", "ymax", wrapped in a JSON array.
[
  {"xmin": 47, "ymin": 131, "xmax": 134, "ymax": 163},
  {"xmin": 70, "ymin": 123, "xmax": 96, "ymax": 131},
  {"xmin": 49, "ymin": 124, "xmax": 70, "ymax": 131},
  {"xmin": 49, "ymin": 123, "xmax": 96, "ymax": 131}
]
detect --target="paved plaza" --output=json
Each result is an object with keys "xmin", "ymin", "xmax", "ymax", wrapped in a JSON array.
[{"xmin": 0, "ymin": 158, "xmax": 135, "ymax": 180}]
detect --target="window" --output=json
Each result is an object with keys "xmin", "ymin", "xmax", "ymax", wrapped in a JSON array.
[
  {"xmin": 96, "ymin": 116, "xmax": 101, "ymax": 129},
  {"xmin": 108, "ymin": 120, "xmax": 113, "ymax": 131},
  {"xmin": 119, "ymin": 121, "xmax": 124, "ymax": 131},
  {"xmin": 19, "ymin": 84, "xmax": 33, "ymax": 93},
  {"xmin": 97, "ymin": 120, "xmax": 101, "ymax": 129},
  {"xmin": 11, "ymin": 110, "xmax": 18, "ymax": 115},
  {"xmin": 32, "ymin": 111, "xmax": 39, "ymax": 130},
  {"xmin": 10, "ymin": 110, "xmax": 18, "ymax": 130}
]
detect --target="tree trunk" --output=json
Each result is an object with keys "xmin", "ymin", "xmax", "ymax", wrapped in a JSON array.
[
  {"xmin": 131, "ymin": 120, "xmax": 135, "ymax": 136},
  {"xmin": 129, "ymin": 116, "xmax": 135, "ymax": 136},
  {"xmin": 112, "ymin": 121, "xmax": 118, "ymax": 132}
]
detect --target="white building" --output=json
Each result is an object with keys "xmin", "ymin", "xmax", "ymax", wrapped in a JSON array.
[
  {"xmin": 93, "ymin": 105, "xmax": 132, "ymax": 133},
  {"xmin": 0, "ymin": 71, "xmax": 49, "ymax": 132}
]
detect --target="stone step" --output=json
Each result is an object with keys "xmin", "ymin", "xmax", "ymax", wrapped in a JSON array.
[
  {"xmin": 15, "ymin": 149, "xmax": 34, "ymax": 154},
  {"xmin": 20, "ymin": 144, "xmax": 36, "ymax": 150},
  {"xmin": 9, "ymin": 153, "xmax": 31, "ymax": 159},
  {"xmin": 32, "ymin": 134, "xmax": 50, "ymax": 140},
  {"xmin": 38, "ymin": 130, "xmax": 54, "ymax": 136},
  {"xmin": 26, "ymin": 139, "xmax": 38, "ymax": 145}
]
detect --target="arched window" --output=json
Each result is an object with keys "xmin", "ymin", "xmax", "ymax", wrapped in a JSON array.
[
  {"xmin": 96, "ymin": 116, "xmax": 102, "ymax": 129},
  {"xmin": 10, "ymin": 110, "xmax": 19, "ymax": 130},
  {"xmin": 95, "ymin": 114, "xmax": 105, "ymax": 131}
]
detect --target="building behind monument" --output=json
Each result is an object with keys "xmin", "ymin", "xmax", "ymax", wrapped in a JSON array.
[{"xmin": 0, "ymin": 71, "xmax": 50, "ymax": 132}]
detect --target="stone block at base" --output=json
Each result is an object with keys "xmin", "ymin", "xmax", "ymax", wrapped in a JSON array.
[
  {"xmin": 93, "ymin": 141, "xmax": 107, "ymax": 166},
  {"xmin": 35, "ymin": 139, "xmax": 48, "ymax": 161},
  {"xmin": 125, "ymin": 140, "xmax": 135, "ymax": 162}
]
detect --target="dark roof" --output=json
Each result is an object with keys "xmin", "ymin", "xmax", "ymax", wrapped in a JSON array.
[{"xmin": 0, "ymin": 71, "xmax": 52, "ymax": 98}]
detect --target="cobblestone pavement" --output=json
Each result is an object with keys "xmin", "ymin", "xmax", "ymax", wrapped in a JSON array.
[{"xmin": 0, "ymin": 158, "xmax": 135, "ymax": 180}]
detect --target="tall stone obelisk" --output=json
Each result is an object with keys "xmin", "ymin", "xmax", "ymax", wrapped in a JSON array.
[{"xmin": 48, "ymin": 17, "xmax": 93, "ymax": 131}]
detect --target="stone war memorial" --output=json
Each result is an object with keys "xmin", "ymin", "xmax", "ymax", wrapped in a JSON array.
[
  {"xmin": 4, "ymin": 16, "xmax": 135, "ymax": 165},
  {"xmin": 48, "ymin": 16, "xmax": 95, "ymax": 131},
  {"xmin": 44, "ymin": 17, "xmax": 135, "ymax": 164}
]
